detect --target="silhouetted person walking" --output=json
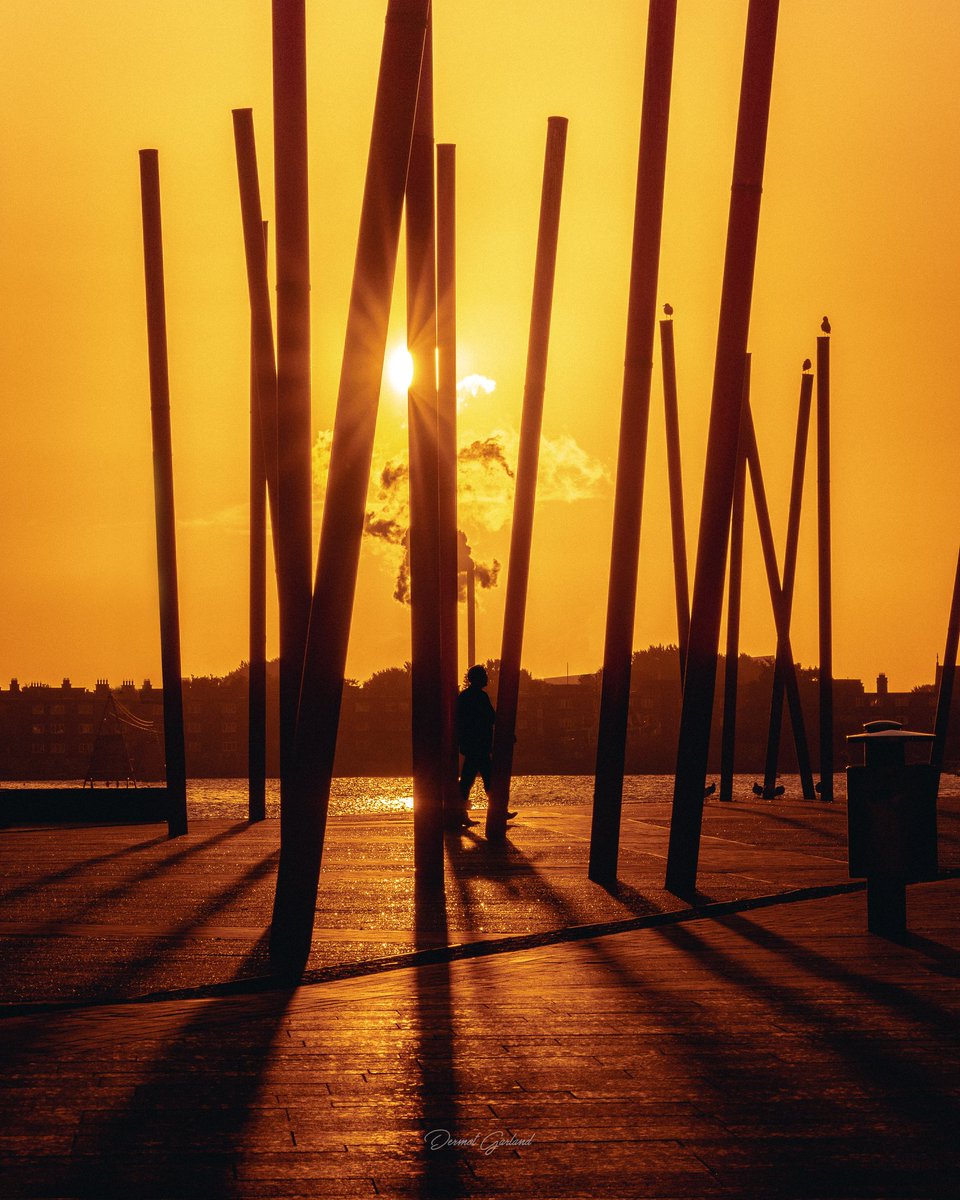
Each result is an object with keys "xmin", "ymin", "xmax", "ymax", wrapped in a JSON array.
[{"xmin": 455, "ymin": 665, "xmax": 516, "ymax": 829}]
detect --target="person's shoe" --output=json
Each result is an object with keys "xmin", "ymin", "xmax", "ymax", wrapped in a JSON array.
[
  {"xmin": 459, "ymin": 814, "xmax": 478, "ymax": 827},
  {"xmin": 505, "ymin": 810, "xmax": 518, "ymax": 821}
]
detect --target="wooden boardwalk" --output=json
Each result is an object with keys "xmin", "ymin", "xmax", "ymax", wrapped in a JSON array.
[{"xmin": 0, "ymin": 794, "xmax": 958, "ymax": 1196}]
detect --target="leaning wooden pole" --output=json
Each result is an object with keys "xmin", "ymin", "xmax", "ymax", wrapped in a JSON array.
[
  {"xmin": 248, "ymin": 222, "xmax": 269, "ymax": 824},
  {"xmin": 666, "ymin": 0, "xmax": 779, "ymax": 897},
  {"xmin": 817, "ymin": 328, "xmax": 834, "ymax": 801},
  {"xmin": 269, "ymin": 0, "xmax": 430, "ymax": 974},
  {"xmin": 660, "ymin": 314, "xmax": 689, "ymax": 680},
  {"xmin": 931, "ymin": 544, "xmax": 960, "ymax": 782},
  {"xmin": 272, "ymin": 0, "xmax": 313, "ymax": 826},
  {"xmin": 232, "ymin": 109, "xmax": 281, "ymax": 569},
  {"xmin": 436, "ymin": 143, "xmax": 460, "ymax": 819},
  {"xmin": 741, "ymin": 398, "xmax": 816, "ymax": 801},
  {"xmin": 138, "ymin": 149, "xmax": 188, "ymax": 838},
  {"xmin": 406, "ymin": 13, "xmax": 444, "ymax": 880},
  {"xmin": 761, "ymin": 363, "xmax": 813, "ymax": 797},
  {"xmin": 487, "ymin": 115, "xmax": 568, "ymax": 841},
  {"xmin": 589, "ymin": 0, "xmax": 676, "ymax": 881},
  {"xmin": 719, "ymin": 358, "xmax": 750, "ymax": 803}
]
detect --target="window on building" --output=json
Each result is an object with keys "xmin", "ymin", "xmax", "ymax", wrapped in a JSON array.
[
  {"xmin": 51, "ymin": 704, "xmax": 66, "ymax": 715},
  {"xmin": 50, "ymin": 743, "xmax": 66, "ymax": 754}
]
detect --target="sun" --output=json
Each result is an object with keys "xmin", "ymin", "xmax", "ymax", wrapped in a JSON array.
[{"xmin": 386, "ymin": 345, "xmax": 414, "ymax": 394}]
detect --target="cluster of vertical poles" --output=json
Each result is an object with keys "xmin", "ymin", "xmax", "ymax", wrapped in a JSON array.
[
  {"xmin": 587, "ymin": 0, "xmax": 834, "ymax": 893},
  {"xmin": 138, "ymin": 0, "xmax": 903, "ymax": 967}
]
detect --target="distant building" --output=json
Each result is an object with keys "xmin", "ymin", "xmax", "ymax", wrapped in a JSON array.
[{"xmin": 1, "ymin": 652, "xmax": 953, "ymax": 780}]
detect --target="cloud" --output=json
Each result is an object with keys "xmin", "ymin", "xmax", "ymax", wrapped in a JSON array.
[
  {"xmin": 456, "ymin": 374, "xmax": 497, "ymax": 413},
  {"xmin": 309, "ymin": 421, "xmax": 607, "ymax": 602}
]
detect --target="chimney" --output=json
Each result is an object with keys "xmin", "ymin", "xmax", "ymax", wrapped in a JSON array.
[{"xmin": 876, "ymin": 673, "xmax": 888, "ymax": 699}]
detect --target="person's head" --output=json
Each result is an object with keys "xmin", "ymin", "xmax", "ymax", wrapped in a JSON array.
[{"xmin": 466, "ymin": 664, "xmax": 488, "ymax": 688}]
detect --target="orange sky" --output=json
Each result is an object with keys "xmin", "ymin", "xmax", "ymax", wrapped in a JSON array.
[{"xmin": 2, "ymin": 1, "xmax": 960, "ymax": 693}]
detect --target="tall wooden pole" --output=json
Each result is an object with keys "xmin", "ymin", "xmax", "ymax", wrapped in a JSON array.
[
  {"xmin": 406, "ymin": 13, "xmax": 444, "ymax": 880},
  {"xmin": 589, "ymin": 0, "xmax": 676, "ymax": 881},
  {"xmin": 666, "ymin": 0, "xmax": 780, "ymax": 898},
  {"xmin": 467, "ymin": 557, "xmax": 477, "ymax": 669},
  {"xmin": 269, "ymin": 0, "xmax": 430, "ymax": 974},
  {"xmin": 232, "ymin": 109, "xmax": 281, "ymax": 570},
  {"xmin": 932, "ymin": 544, "xmax": 960, "ymax": 782},
  {"xmin": 487, "ymin": 116, "xmax": 568, "ymax": 841},
  {"xmin": 138, "ymin": 150, "xmax": 188, "ymax": 838},
  {"xmin": 436, "ymin": 143, "xmax": 460, "ymax": 818},
  {"xmin": 248, "ymin": 222, "xmax": 269, "ymax": 824},
  {"xmin": 272, "ymin": 0, "xmax": 313, "ymax": 826},
  {"xmin": 817, "ymin": 330, "xmax": 834, "ymax": 801},
  {"xmin": 762, "ymin": 364, "xmax": 813, "ymax": 797},
  {"xmin": 741, "ymin": 398, "xmax": 816, "ymax": 801},
  {"xmin": 719, "ymin": 358, "xmax": 750, "ymax": 803},
  {"xmin": 660, "ymin": 315, "xmax": 689, "ymax": 679}
]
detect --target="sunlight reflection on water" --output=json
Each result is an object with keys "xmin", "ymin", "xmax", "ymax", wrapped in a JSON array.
[
  {"xmin": 12, "ymin": 773, "xmax": 956, "ymax": 819},
  {"xmin": 144, "ymin": 773, "xmax": 864, "ymax": 818}
]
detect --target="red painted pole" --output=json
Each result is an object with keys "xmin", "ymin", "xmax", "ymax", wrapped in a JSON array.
[
  {"xmin": 660, "ymin": 315, "xmax": 689, "ymax": 679},
  {"xmin": 232, "ymin": 109, "xmax": 281, "ymax": 571},
  {"xmin": 487, "ymin": 116, "xmax": 568, "ymax": 841},
  {"xmin": 406, "ymin": 13, "xmax": 444, "ymax": 880},
  {"xmin": 138, "ymin": 150, "xmax": 188, "ymax": 838},
  {"xmin": 589, "ymin": 0, "xmax": 676, "ymax": 881},
  {"xmin": 436, "ymin": 143, "xmax": 460, "ymax": 821},
  {"xmin": 817, "ymin": 330, "xmax": 834, "ymax": 801},
  {"xmin": 719, "ymin": 358, "xmax": 750, "ymax": 803},
  {"xmin": 249, "ymin": 223, "xmax": 269, "ymax": 824},
  {"xmin": 762, "ymin": 364, "xmax": 813, "ymax": 797},
  {"xmin": 666, "ymin": 0, "xmax": 780, "ymax": 898},
  {"xmin": 269, "ymin": 0, "xmax": 430, "ymax": 974},
  {"xmin": 272, "ymin": 0, "xmax": 313, "ymax": 833}
]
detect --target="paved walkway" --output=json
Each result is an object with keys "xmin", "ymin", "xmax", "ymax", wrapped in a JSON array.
[
  {"xmin": 0, "ymin": 793, "xmax": 958, "ymax": 1196},
  {"xmin": 0, "ymin": 796, "xmax": 892, "ymax": 1005}
]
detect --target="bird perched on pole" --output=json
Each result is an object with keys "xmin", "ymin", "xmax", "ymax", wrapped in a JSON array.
[
  {"xmin": 802, "ymin": 358, "xmax": 812, "ymax": 372},
  {"xmin": 663, "ymin": 302, "xmax": 674, "ymax": 317},
  {"xmin": 821, "ymin": 316, "xmax": 831, "ymax": 334}
]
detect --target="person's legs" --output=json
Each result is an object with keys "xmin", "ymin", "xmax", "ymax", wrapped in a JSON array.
[
  {"xmin": 458, "ymin": 756, "xmax": 480, "ymax": 807},
  {"xmin": 477, "ymin": 755, "xmax": 517, "ymax": 822}
]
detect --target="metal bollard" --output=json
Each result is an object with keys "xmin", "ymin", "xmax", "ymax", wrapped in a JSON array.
[{"xmin": 846, "ymin": 720, "xmax": 938, "ymax": 935}]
